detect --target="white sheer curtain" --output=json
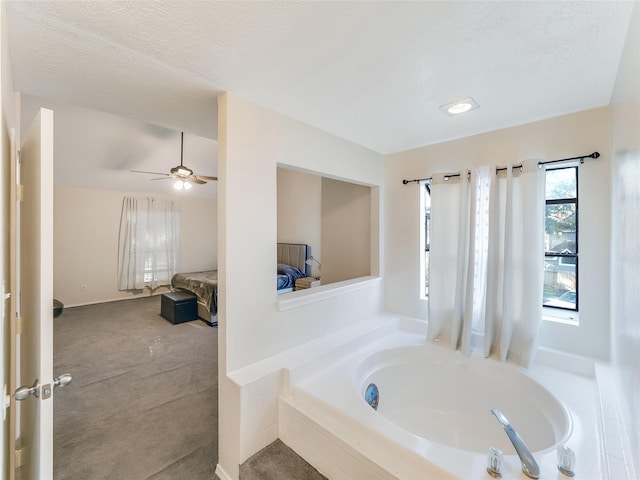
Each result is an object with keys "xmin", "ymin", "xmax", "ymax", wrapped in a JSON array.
[
  {"xmin": 427, "ymin": 160, "xmax": 545, "ymax": 368},
  {"xmin": 461, "ymin": 165, "xmax": 492, "ymax": 355},
  {"xmin": 427, "ymin": 170, "xmax": 472, "ymax": 349},
  {"xmin": 484, "ymin": 160, "xmax": 545, "ymax": 367},
  {"xmin": 117, "ymin": 197, "xmax": 180, "ymax": 291}
]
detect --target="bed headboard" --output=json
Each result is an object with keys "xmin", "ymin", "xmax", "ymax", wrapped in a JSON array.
[{"xmin": 277, "ymin": 243, "xmax": 311, "ymax": 277}]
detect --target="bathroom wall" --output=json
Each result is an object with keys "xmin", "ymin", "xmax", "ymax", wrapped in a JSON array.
[
  {"xmin": 610, "ymin": 2, "xmax": 639, "ymax": 475},
  {"xmin": 385, "ymin": 106, "xmax": 611, "ymax": 360},
  {"xmin": 53, "ymin": 185, "xmax": 217, "ymax": 306},
  {"xmin": 276, "ymin": 167, "xmax": 321, "ymax": 263},
  {"xmin": 220, "ymin": 93, "xmax": 383, "ymax": 370},
  {"xmin": 217, "ymin": 93, "xmax": 384, "ymax": 478}
]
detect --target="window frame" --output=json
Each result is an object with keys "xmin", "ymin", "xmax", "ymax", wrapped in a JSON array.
[
  {"xmin": 543, "ymin": 165, "xmax": 579, "ymax": 318},
  {"xmin": 420, "ymin": 182, "xmax": 431, "ymax": 299}
]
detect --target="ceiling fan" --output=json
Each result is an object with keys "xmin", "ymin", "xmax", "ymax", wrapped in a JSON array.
[{"xmin": 131, "ymin": 132, "xmax": 217, "ymax": 190}]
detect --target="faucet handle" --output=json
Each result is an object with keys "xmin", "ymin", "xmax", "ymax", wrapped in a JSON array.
[
  {"xmin": 557, "ymin": 445, "xmax": 576, "ymax": 476},
  {"xmin": 487, "ymin": 447, "xmax": 503, "ymax": 478}
]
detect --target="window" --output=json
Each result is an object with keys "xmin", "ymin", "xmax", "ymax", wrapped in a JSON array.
[
  {"xmin": 421, "ymin": 183, "xmax": 431, "ymax": 297},
  {"xmin": 142, "ymin": 206, "xmax": 179, "ymax": 284},
  {"xmin": 117, "ymin": 197, "xmax": 180, "ymax": 291},
  {"xmin": 543, "ymin": 166, "xmax": 578, "ymax": 312}
]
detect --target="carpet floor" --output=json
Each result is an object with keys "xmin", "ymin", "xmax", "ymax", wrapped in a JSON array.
[
  {"xmin": 240, "ymin": 439, "xmax": 327, "ymax": 480},
  {"xmin": 53, "ymin": 296, "xmax": 218, "ymax": 479},
  {"xmin": 53, "ymin": 295, "xmax": 325, "ymax": 480}
]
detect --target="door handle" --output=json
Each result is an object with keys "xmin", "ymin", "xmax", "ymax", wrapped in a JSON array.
[
  {"xmin": 54, "ymin": 373, "xmax": 72, "ymax": 389},
  {"xmin": 14, "ymin": 379, "xmax": 40, "ymax": 401},
  {"xmin": 44, "ymin": 373, "xmax": 72, "ymax": 399},
  {"xmin": 14, "ymin": 374, "xmax": 72, "ymax": 402}
]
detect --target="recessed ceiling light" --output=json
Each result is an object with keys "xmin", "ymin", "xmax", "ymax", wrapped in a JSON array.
[{"xmin": 440, "ymin": 97, "xmax": 480, "ymax": 116}]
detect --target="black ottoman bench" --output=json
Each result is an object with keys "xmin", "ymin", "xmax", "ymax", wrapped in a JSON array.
[{"xmin": 161, "ymin": 291, "xmax": 198, "ymax": 324}]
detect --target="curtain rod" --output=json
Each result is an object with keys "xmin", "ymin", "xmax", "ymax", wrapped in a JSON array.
[{"xmin": 401, "ymin": 151, "xmax": 600, "ymax": 185}]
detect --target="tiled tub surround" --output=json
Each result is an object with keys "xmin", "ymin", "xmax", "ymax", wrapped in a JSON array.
[
  {"xmin": 225, "ymin": 314, "xmax": 399, "ymax": 466},
  {"xmin": 278, "ymin": 317, "xmax": 634, "ymax": 480}
]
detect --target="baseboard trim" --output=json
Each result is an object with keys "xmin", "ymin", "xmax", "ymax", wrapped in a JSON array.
[
  {"xmin": 215, "ymin": 463, "xmax": 234, "ymax": 480},
  {"xmin": 62, "ymin": 291, "xmax": 168, "ymax": 309}
]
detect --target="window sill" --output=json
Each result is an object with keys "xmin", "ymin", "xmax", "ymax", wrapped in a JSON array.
[
  {"xmin": 277, "ymin": 276, "xmax": 382, "ymax": 311},
  {"xmin": 543, "ymin": 307, "xmax": 579, "ymax": 326}
]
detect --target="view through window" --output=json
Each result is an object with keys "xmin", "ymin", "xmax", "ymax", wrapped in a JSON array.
[
  {"xmin": 422, "ymin": 183, "xmax": 431, "ymax": 297},
  {"xmin": 543, "ymin": 166, "xmax": 578, "ymax": 311}
]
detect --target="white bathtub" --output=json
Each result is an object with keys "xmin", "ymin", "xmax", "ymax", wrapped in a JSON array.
[
  {"xmin": 359, "ymin": 345, "xmax": 571, "ymax": 455},
  {"xmin": 280, "ymin": 319, "xmax": 605, "ymax": 479}
]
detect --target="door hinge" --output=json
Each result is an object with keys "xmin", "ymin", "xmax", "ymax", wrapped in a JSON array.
[
  {"xmin": 14, "ymin": 443, "xmax": 24, "ymax": 468},
  {"xmin": 15, "ymin": 316, "xmax": 22, "ymax": 335},
  {"xmin": 16, "ymin": 184, "xmax": 23, "ymax": 202},
  {"xmin": 2, "ymin": 281, "xmax": 10, "ymax": 302},
  {"xmin": 2, "ymin": 282, "xmax": 9, "ymax": 322},
  {"xmin": 2, "ymin": 384, "xmax": 9, "ymax": 421}
]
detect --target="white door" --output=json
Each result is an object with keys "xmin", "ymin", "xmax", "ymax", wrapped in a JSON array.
[{"xmin": 13, "ymin": 108, "xmax": 54, "ymax": 479}]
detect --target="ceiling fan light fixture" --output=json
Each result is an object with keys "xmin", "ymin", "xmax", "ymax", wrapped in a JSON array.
[
  {"xmin": 173, "ymin": 179, "xmax": 192, "ymax": 190},
  {"xmin": 132, "ymin": 131, "xmax": 216, "ymax": 187},
  {"xmin": 171, "ymin": 165, "xmax": 193, "ymax": 177}
]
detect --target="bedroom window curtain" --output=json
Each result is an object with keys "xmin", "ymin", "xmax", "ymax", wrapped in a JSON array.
[
  {"xmin": 117, "ymin": 197, "xmax": 180, "ymax": 291},
  {"xmin": 427, "ymin": 160, "xmax": 545, "ymax": 368}
]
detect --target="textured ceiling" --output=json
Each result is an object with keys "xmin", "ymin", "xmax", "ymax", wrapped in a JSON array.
[{"xmin": 5, "ymin": 1, "xmax": 635, "ymax": 155}]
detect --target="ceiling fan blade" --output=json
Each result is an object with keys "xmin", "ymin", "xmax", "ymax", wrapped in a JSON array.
[
  {"xmin": 185, "ymin": 176, "xmax": 207, "ymax": 184},
  {"xmin": 132, "ymin": 135, "xmax": 215, "ymax": 187},
  {"xmin": 131, "ymin": 170, "xmax": 170, "ymax": 176}
]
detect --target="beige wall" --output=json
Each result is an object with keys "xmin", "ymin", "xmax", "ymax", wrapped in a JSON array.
[
  {"xmin": 321, "ymin": 177, "xmax": 371, "ymax": 284},
  {"xmin": 53, "ymin": 186, "xmax": 217, "ymax": 307},
  {"xmin": 0, "ymin": 3, "xmax": 14, "ymax": 476},
  {"xmin": 610, "ymin": 2, "xmax": 640, "ymax": 474},
  {"xmin": 276, "ymin": 167, "xmax": 321, "ymax": 270},
  {"xmin": 385, "ymin": 106, "xmax": 611, "ymax": 360}
]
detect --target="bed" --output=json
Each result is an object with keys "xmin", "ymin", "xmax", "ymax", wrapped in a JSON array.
[
  {"xmin": 171, "ymin": 270, "xmax": 218, "ymax": 326},
  {"xmin": 277, "ymin": 242, "xmax": 311, "ymax": 294},
  {"xmin": 169, "ymin": 243, "xmax": 310, "ymax": 326}
]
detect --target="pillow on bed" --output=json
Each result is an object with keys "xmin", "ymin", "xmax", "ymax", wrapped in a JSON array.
[
  {"xmin": 277, "ymin": 263, "xmax": 305, "ymax": 278},
  {"xmin": 277, "ymin": 263, "xmax": 306, "ymax": 290}
]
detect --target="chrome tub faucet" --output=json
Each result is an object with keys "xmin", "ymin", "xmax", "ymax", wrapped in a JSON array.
[{"xmin": 490, "ymin": 408, "xmax": 540, "ymax": 479}]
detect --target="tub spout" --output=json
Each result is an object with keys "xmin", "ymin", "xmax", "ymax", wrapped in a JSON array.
[{"xmin": 490, "ymin": 408, "xmax": 540, "ymax": 479}]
